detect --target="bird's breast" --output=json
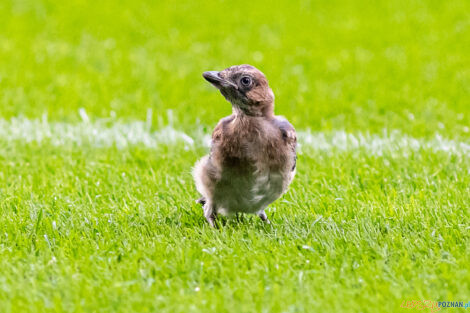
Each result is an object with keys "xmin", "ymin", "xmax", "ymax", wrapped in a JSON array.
[
  {"xmin": 215, "ymin": 133, "xmax": 289, "ymax": 171},
  {"xmin": 212, "ymin": 159, "xmax": 291, "ymax": 214}
]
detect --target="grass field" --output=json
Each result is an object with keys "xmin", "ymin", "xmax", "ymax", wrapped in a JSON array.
[{"xmin": 0, "ymin": 0, "xmax": 469, "ymax": 312}]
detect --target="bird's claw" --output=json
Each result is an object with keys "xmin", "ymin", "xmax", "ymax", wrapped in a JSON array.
[{"xmin": 258, "ymin": 212, "xmax": 270, "ymax": 224}]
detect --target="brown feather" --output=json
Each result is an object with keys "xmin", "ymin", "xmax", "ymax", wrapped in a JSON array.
[{"xmin": 194, "ymin": 65, "xmax": 296, "ymax": 225}]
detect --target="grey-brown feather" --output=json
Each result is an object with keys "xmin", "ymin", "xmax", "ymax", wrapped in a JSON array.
[
  {"xmin": 193, "ymin": 64, "xmax": 296, "ymax": 225},
  {"xmin": 194, "ymin": 114, "xmax": 296, "ymax": 217}
]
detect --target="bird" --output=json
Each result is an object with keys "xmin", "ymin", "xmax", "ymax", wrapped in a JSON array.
[{"xmin": 193, "ymin": 64, "xmax": 297, "ymax": 227}]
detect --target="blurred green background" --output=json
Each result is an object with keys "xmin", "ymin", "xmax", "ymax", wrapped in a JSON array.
[{"xmin": 1, "ymin": 0, "xmax": 469, "ymax": 136}]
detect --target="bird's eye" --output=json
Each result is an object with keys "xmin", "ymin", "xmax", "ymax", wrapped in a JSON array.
[{"xmin": 240, "ymin": 76, "xmax": 252, "ymax": 87}]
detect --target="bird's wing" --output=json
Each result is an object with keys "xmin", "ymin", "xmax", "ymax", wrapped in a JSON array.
[
  {"xmin": 273, "ymin": 116, "xmax": 297, "ymax": 171},
  {"xmin": 209, "ymin": 115, "xmax": 235, "ymax": 157},
  {"xmin": 211, "ymin": 115, "xmax": 234, "ymax": 142}
]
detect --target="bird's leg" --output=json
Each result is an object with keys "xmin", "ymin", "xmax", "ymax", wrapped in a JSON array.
[
  {"xmin": 258, "ymin": 211, "xmax": 270, "ymax": 224},
  {"xmin": 203, "ymin": 202, "xmax": 217, "ymax": 228}
]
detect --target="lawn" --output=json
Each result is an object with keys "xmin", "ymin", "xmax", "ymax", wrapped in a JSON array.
[{"xmin": 0, "ymin": 0, "xmax": 469, "ymax": 312}]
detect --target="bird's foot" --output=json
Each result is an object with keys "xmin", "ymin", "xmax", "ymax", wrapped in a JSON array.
[
  {"xmin": 206, "ymin": 214, "xmax": 217, "ymax": 228},
  {"xmin": 258, "ymin": 211, "xmax": 270, "ymax": 224},
  {"xmin": 203, "ymin": 203, "xmax": 217, "ymax": 228}
]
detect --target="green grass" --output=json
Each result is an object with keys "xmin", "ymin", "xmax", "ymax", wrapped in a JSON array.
[{"xmin": 0, "ymin": 0, "xmax": 469, "ymax": 312}]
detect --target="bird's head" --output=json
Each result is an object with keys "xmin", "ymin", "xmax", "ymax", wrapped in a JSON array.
[{"xmin": 203, "ymin": 65, "xmax": 274, "ymax": 117}]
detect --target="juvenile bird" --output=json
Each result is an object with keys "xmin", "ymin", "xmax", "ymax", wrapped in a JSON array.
[{"xmin": 193, "ymin": 64, "xmax": 297, "ymax": 226}]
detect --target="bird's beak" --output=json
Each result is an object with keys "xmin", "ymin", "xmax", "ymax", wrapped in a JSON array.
[{"xmin": 203, "ymin": 71, "xmax": 238, "ymax": 89}]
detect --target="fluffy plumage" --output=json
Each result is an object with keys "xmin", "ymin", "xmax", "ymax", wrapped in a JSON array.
[{"xmin": 193, "ymin": 65, "xmax": 296, "ymax": 226}]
